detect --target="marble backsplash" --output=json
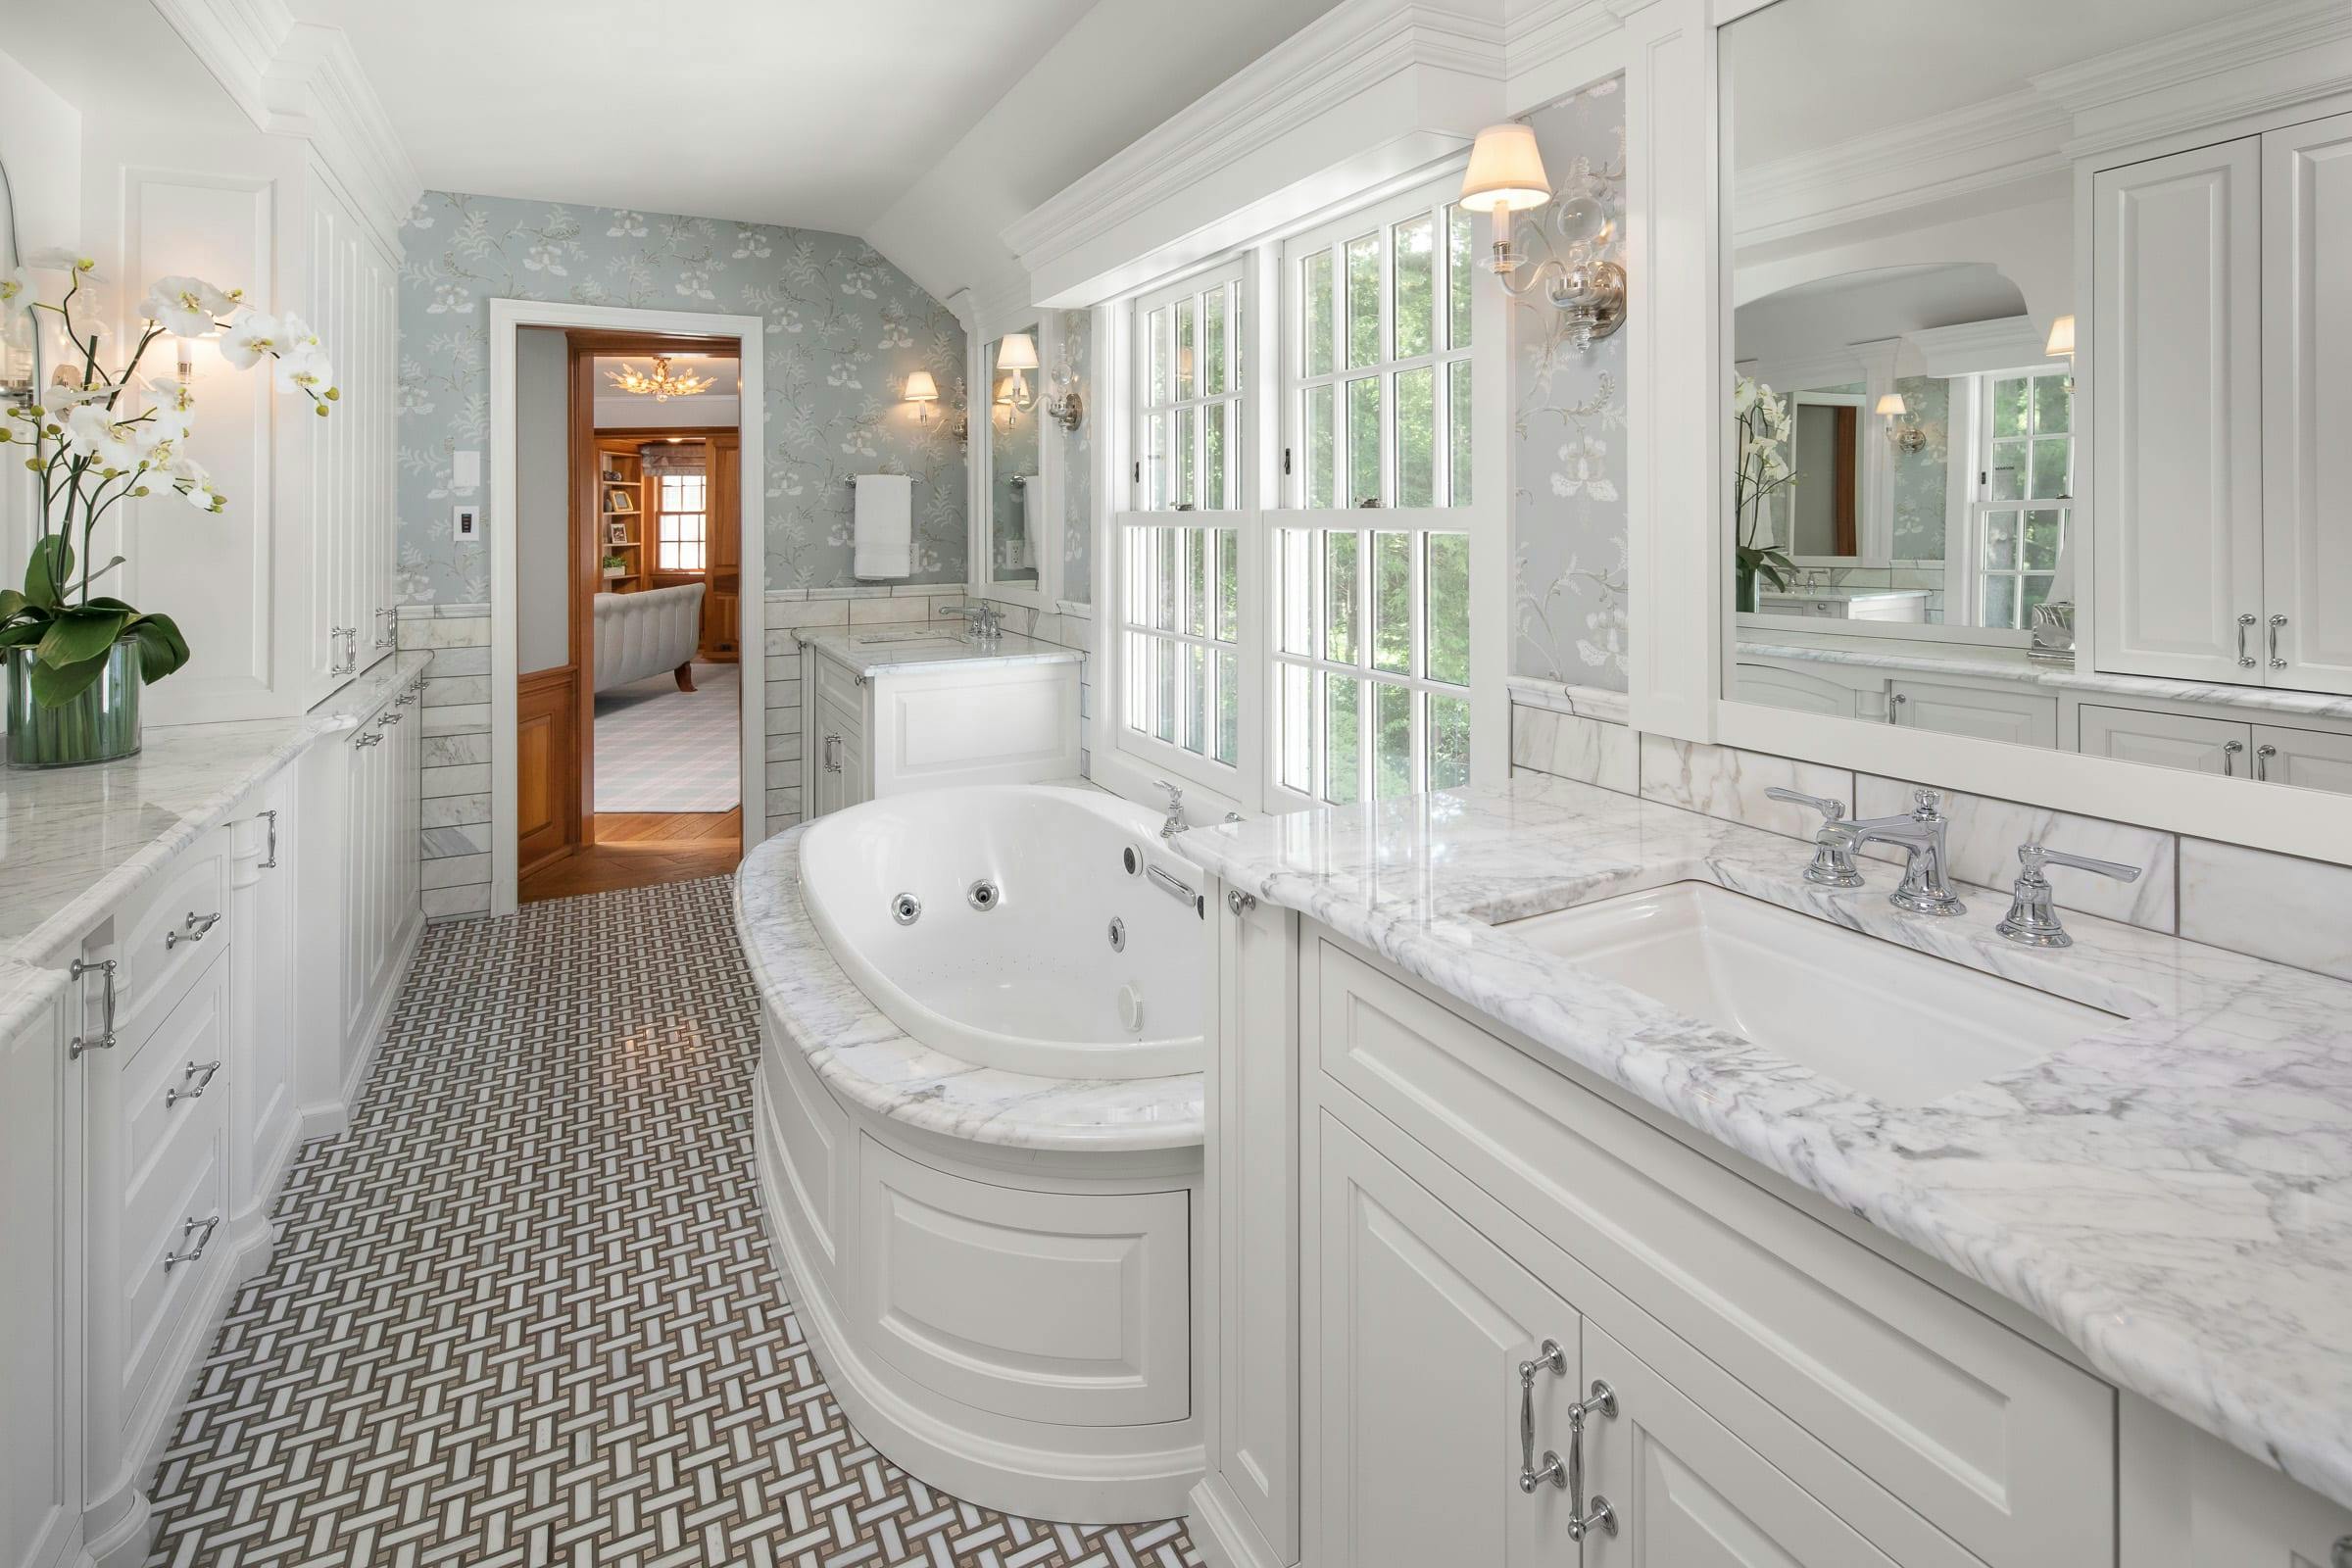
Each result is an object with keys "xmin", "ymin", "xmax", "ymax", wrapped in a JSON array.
[{"xmin": 1511, "ymin": 695, "xmax": 2352, "ymax": 983}]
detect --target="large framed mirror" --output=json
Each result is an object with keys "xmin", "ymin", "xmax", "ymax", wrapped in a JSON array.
[
  {"xmin": 1719, "ymin": 0, "xmax": 2352, "ymax": 807},
  {"xmin": 984, "ymin": 325, "xmax": 1043, "ymax": 591}
]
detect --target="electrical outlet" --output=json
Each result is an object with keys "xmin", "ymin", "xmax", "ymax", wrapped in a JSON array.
[{"xmin": 453, "ymin": 504, "xmax": 481, "ymax": 543}]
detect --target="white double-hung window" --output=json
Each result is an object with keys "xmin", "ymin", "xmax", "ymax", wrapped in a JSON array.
[
  {"xmin": 1271, "ymin": 179, "xmax": 1476, "ymax": 806},
  {"xmin": 1119, "ymin": 262, "xmax": 1250, "ymax": 787}
]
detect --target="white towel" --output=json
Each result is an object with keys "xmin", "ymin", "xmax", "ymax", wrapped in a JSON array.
[{"xmin": 854, "ymin": 473, "xmax": 914, "ymax": 579}]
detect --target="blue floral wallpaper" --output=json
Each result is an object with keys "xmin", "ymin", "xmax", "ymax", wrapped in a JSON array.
[
  {"xmin": 1511, "ymin": 79, "xmax": 1630, "ymax": 689},
  {"xmin": 1056, "ymin": 310, "xmax": 1094, "ymax": 605},
  {"xmin": 394, "ymin": 192, "xmax": 967, "ymax": 603}
]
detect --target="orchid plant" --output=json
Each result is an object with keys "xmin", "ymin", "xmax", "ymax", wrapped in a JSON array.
[
  {"xmin": 0, "ymin": 253, "xmax": 336, "ymax": 707},
  {"xmin": 1732, "ymin": 373, "xmax": 1797, "ymax": 606}
]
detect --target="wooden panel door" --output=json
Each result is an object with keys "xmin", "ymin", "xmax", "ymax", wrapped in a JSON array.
[
  {"xmin": 516, "ymin": 666, "xmax": 579, "ymax": 875},
  {"xmin": 706, "ymin": 433, "xmax": 742, "ymax": 662},
  {"xmin": 2263, "ymin": 111, "xmax": 2352, "ymax": 696},
  {"xmin": 2079, "ymin": 705, "xmax": 2251, "ymax": 778},
  {"xmin": 2093, "ymin": 136, "xmax": 2265, "ymax": 684},
  {"xmin": 1314, "ymin": 1114, "xmax": 1581, "ymax": 1568},
  {"xmin": 1583, "ymin": 1322, "xmax": 1904, "ymax": 1568}
]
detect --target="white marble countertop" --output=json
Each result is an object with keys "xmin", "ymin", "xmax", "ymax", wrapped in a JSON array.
[
  {"xmin": 0, "ymin": 653, "xmax": 430, "ymax": 1007},
  {"xmin": 732, "ymin": 817, "xmax": 1203, "ymax": 1153},
  {"xmin": 1758, "ymin": 586, "xmax": 1932, "ymax": 601},
  {"xmin": 797, "ymin": 626, "xmax": 1083, "ymax": 677},
  {"xmin": 1741, "ymin": 632, "xmax": 2352, "ymax": 721},
  {"xmin": 1171, "ymin": 775, "xmax": 2352, "ymax": 1510}
]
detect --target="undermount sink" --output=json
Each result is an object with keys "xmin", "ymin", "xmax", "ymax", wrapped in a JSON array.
[{"xmin": 1500, "ymin": 881, "xmax": 2125, "ymax": 1105}]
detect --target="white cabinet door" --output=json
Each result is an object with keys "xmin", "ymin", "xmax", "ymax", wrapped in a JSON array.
[
  {"xmin": 2093, "ymin": 136, "xmax": 2265, "ymax": 684},
  {"xmin": 2252, "ymin": 722, "xmax": 2352, "ymax": 794},
  {"xmin": 2080, "ymin": 705, "xmax": 2253, "ymax": 778},
  {"xmin": 0, "ymin": 989, "xmax": 79, "ymax": 1568},
  {"xmin": 1584, "ymin": 1322, "xmax": 1901, "ymax": 1568},
  {"xmin": 1733, "ymin": 663, "xmax": 1861, "ymax": 719},
  {"xmin": 2122, "ymin": 1396, "xmax": 2352, "ymax": 1568},
  {"xmin": 1890, "ymin": 678, "xmax": 2059, "ymax": 748},
  {"xmin": 1314, "ymin": 1115, "xmax": 1581, "ymax": 1568},
  {"xmin": 226, "ymin": 777, "xmax": 300, "ymax": 1236},
  {"xmin": 2262, "ymin": 110, "xmax": 2352, "ymax": 697}
]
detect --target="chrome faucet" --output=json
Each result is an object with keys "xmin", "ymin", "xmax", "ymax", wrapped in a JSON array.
[
  {"xmin": 1994, "ymin": 842, "xmax": 2141, "ymax": 949},
  {"xmin": 942, "ymin": 602, "xmax": 1004, "ymax": 642},
  {"xmin": 1153, "ymin": 778, "xmax": 1185, "ymax": 840},
  {"xmin": 1763, "ymin": 788, "xmax": 1863, "ymax": 887},
  {"xmin": 1825, "ymin": 788, "xmax": 1967, "ymax": 917}
]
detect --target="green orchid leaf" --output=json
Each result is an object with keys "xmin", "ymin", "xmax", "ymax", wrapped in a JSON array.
[
  {"xmin": 0, "ymin": 618, "xmax": 50, "ymax": 648},
  {"xmin": 28, "ymin": 649, "xmax": 111, "ymax": 709},
  {"xmin": 36, "ymin": 606, "xmax": 131, "ymax": 669},
  {"xmin": 24, "ymin": 534, "xmax": 73, "ymax": 609},
  {"xmin": 125, "ymin": 612, "xmax": 189, "ymax": 682},
  {"xmin": 0, "ymin": 589, "xmax": 24, "ymax": 624}
]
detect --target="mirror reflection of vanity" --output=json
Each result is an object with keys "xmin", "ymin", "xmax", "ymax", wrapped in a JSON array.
[
  {"xmin": 1722, "ymin": 0, "xmax": 2352, "ymax": 795},
  {"xmin": 985, "ymin": 326, "xmax": 1043, "ymax": 589}
]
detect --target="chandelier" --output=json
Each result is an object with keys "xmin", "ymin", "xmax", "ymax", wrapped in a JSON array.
[{"xmin": 606, "ymin": 356, "xmax": 714, "ymax": 402}]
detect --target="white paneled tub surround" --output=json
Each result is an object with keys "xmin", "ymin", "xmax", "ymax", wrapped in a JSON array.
[
  {"xmin": 732, "ymin": 793, "xmax": 1205, "ymax": 1526},
  {"xmin": 798, "ymin": 786, "xmax": 1203, "ymax": 1079}
]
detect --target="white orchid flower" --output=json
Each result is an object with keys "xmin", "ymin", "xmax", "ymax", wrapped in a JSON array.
[
  {"xmin": 27, "ymin": 247, "xmax": 101, "ymax": 279},
  {"xmin": 143, "ymin": 396, "xmax": 197, "ymax": 449},
  {"xmin": 1733, "ymin": 377, "xmax": 1760, "ymax": 416},
  {"xmin": 220, "ymin": 312, "xmax": 284, "ymax": 369},
  {"xmin": 169, "ymin": 451, "xmax": 225, "ymax": 511},
  {"xmin": 139, "ymin": 274, "xmax": 239, "ymax": 337},
  {"xmin": 273, "ymin": 344, "xmax": 333, "ymax": 397},
  {"xmin": 62, "ymin": 405, "xmax": 143, "ymax": 473},
  {"xmin": 0, "ymin": 267, "xmax": 30, "ymax": 323}
]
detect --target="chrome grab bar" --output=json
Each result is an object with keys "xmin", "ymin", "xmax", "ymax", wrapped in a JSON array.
[{"xmin": 1146, "ymin": 864, "xmax": 1197, "ymax": 907}]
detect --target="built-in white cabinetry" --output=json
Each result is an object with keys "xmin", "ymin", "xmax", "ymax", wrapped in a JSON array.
[
  {"xmin": 2095, "ymin": 110, "xmax": 2352, "ymax": 698},
  {"xmin": 801, "ymin": 644, "xmax": 1082, "ymax": 820},
  {"xmin": 2079, "ymin": 705, "xmax": 2249, "ymax": 777},
  {"xmin": 0, "ymin": 990, "xmax": 79, "ymax": 1568},
  {"xmin": 1889, "ymin": 678, "xmax": 2058, "ymax": 747},
  {"xmin": 1193, "ymin": 890, "xmax": 2352, "ymax": 1568}
]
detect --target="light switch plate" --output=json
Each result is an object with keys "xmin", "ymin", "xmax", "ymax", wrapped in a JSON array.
[
  {"xmin": 452, "ymin": 449, "xmax": 481, "ymax": 490},
  {"xmin": 453, "ymin": 504, "xmax": 480, "ymax": 542}
]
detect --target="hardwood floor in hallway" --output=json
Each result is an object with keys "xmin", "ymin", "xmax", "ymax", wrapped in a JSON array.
[{"xmin": 518, "ymin": 808, "xmax": 743, "ymax": 902}]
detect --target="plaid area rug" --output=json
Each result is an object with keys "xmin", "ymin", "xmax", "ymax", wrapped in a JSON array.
[{"xmin": 594, "ymin": 662, "xmax": 741, "ymax": 812}]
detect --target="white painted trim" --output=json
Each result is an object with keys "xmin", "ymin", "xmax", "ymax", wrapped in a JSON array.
[
  {"xmin": 2034, "ymin": 0, "xmax": 2352, "ymax": 160},
  {"xmin": 149, "ymin": 0, "xmax": 421, "ymax": 257},
  {"xmin": 487, "ymin": 300, "xmax": 767, "ymax": 916},
  {"xmin": 1906, "ymin": 317, "xmax": 2061, "ymax": 380}
]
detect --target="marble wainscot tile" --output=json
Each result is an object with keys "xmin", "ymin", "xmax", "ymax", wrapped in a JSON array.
[
  {"xmin": 1504, "ymin": 674, "xmax": 1632, "ymax": 724},
  {"xmin": 1173, "ymin": 774, "xmax": 2352, "ymax": 1512},
  {"xmin": 1511, "ymin": 707, "xmax": 1638, "ymax": 795},
  {"xmin": 732, "ymin": 826, "xmax": 1202, "ymax": 1153},
  {"xmin": 1854, "ymin": 774, "xmax": 2178, "ymax": 932},
  {"xmin": 2179, "ymin": 839, "xmax": 2352, "ymax": 983},
  {"xmin": 1638, "ymin": 734, "xmax": 1853, "ymax": 840}
]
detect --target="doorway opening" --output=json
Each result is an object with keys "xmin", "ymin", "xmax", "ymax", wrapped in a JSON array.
[{"xmin": 515, "ymin": 329, "xmax": 746, "ymax": 903}]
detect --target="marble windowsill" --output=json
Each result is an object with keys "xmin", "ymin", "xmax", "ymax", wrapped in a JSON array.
[
  {"xmin": 794, "ymin": 626, "xmax": 1085, "ymax": 677},
  {"xmin": 731, "ymin": 817, "xmax": 1202, "ymax": 1153},
  {"xmin": 0, "ymin": 652, "xmax": 432, "ymax": 1026},
  {"xmin": 1741, "ymin": 633, "xmax": 2352, "ymax": 722},
  {"xmin": 1171, "ymin": 773, "xmax": 2352, "ymax": 1512}
]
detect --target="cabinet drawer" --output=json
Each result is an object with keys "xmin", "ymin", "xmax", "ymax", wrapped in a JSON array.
[
  {"xmin": 117, "ymin": 948, "xmax": 231, "ymax": 1221},
  {"xmin": 1312, "ymin": 936, "xmax": 2115, "ymax": 1568},
  {"xmin": 117, "ymin": 1098, "xmax": 226, "ymax": 1421},
  {"xmin": 813, "ymin": 654, "xmax": 867, "ymax": 729},
  {"xmin": 103, "ymin": 826, "xmax": 234, "ymax": 1050}
]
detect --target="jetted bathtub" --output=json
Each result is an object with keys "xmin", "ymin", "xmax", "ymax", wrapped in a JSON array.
[{"xmin": 797, "ymin": 784, "xmax": 1204, "ymax": 1079}]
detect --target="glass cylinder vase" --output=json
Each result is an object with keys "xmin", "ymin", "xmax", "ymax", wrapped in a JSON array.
[{"xmin": 5, "ymin": 639, "xmax": 143, "ymax": 767}]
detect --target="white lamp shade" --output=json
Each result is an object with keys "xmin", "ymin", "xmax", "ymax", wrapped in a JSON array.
[
  {"xmin": 995, "ymin": 333, "xmax": 1040, "ymax": 372},
  {"xmin": 2044, "ymin": 314, "xmax": 2077, "ymax": 358},
  {"xmin": 1875, "ymin": 393, "xmax": 1909, "ymax": 417},
  {"xmin": 1459, "ymin": 123, "xmax": 1551, "ymax": 213},
  {"xmin": 904, "ymin": 370, "xmax": 939, "ymax": 402}
]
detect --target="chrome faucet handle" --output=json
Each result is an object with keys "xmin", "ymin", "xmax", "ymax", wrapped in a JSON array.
[
  {"xmin": 1909, "ymin": 788, "xmax": 1945, "ymax": 820},
  {"xmin": 1995, "ymin": 842, "xmax": 2142, "ymax": 949},
  {"xmin": 1153, "ymin": 777, "xmax": 1183, "ymax": 809},
  {"xmin": 1764, "ymin": 788, "xmax": 1863, "ymax": 889}
]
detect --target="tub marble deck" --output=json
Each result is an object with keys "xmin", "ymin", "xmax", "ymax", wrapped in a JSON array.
[
  {"xmin": 1173, "ymin": 774, "xmax": 2352, "ymax": 1512},
  {"xmin": 734, "ymin": 822, "xmax": 1203, "ymax": 1153}
]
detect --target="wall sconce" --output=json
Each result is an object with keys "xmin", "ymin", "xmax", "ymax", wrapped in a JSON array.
[
  {"xmin": 1877, "ymin": 392, "xmax": 1928, "ymax": 454},
  {"xmin": 1043, "ymin": 364, "xmax": 1083, "ymax": 432},
  {"xmin": 2044, "ymin": 314, "xmax": 2077, "ymax": 393},
  {"xmin": 905, "ymin": 369, "xmax": 967, "ymax": 442},
  {"xmin": 995, "ymin": 333, "xmax": 1039, "ymax": 413},
  {"xmin": 1459, "ymin": 122, "xmax": 1627, "ymax": 351}
]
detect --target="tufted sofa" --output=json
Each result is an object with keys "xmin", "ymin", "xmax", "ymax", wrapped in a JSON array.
[{"xmin": 593, "ymin": 583, "xmax": 705, "ymax": 693}]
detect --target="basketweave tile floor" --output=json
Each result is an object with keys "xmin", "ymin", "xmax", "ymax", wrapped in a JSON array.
[{"xmin": 143, "ymin": 877, "xmax": 1201, "ymax": 1568}]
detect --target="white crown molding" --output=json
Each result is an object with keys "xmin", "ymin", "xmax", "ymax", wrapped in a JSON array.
[
  {"xmin": 150, "ymin": 0, "xmax": 422, "ymax": 258},
  {"xmin": 1905, "ymin": 316, "xmax": 2058, "ymax": 380},
  {"xmin": 2033, "ymin": 0, "xmax": 2352, "ymax": 159},
  {"xmin": 1502, "ymin": 0, "xmax": 1659, "ymax": 89},
  {"xmin": 1003, "ymin": 0, "xmax": 1505, "ymax": 305}
]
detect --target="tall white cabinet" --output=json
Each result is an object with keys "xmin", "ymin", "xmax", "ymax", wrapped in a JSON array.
[{"xmin": 2094, "ymin": 109, "xmax": 2352, "ymax": 697}]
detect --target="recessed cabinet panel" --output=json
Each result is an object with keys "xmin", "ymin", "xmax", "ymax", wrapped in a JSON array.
[
  {"xmin": 1890, "ymin": 679, "xmax": 2058, "ymax": 748},
  {"xmin": 2079, "ymin": 706, "xmax": 2250, "ymax": 777},
  {"xmin": 2093, "ymin": 137, "xmax": 2265, "ymax": 684},
  {"xmin": 1315, "ymin": 1115, "xmax": 1580, "ymax": 1568},
  {"xmin": 2262, "ymin": 112, "xmax": 2352, "ymax": 697},
  {"xmin": 0, "ymin": 993, "xmax": 77, "ymax": 1568},
  {"xmin": 1733, "ymin": 662, "xmax": 1860, "ymax": 719},
  {"xmin": 2252, "ymin": 723, "xmax": 2352, "ymax": 794}
]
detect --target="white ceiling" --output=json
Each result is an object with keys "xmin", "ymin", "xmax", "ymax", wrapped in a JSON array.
[{"xmin": 284, "ymin": 0, "xmax": 1099, "ymax": 233}]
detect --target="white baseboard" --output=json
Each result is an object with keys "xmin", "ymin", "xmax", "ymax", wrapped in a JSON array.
[{"xmin": 1187, "ymin": 1475, "xmax": 1295, "ymax": 1568}]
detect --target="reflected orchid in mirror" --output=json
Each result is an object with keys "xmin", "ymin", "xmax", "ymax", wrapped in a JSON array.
[{"xmin": 1732, "ymin": 374, "xmax": 1797, "ymax": 610}]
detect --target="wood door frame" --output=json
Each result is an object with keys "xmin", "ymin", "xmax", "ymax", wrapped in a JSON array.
[{"xmin": 489, "ymin": 300, "xmax": 766, "ymax": 919}]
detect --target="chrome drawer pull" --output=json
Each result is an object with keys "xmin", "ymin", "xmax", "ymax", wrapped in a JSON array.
[
  {"xmin": 259, "ymin": 808, "xmax": 279, "ymax": 869},
  {"xmin": 2223, "ymin": 740, "xmax": 2245, "ymax": 777},
  {"xmin": 166, "ymin": 1059, "xmax": 223, "ymax": 1108},
  {"xmin": 354, "ymin": 731, "xmax": 383, "ymax": 748},
  {"xmin": 1565, "ymin": 1379, "xmax": 1620, "ymax": 1543},
  {"xmin": 2270, "ymin": 613, "xmax": 2288, "ymax": 670},
  {"xmin": 165, "ymin": 909, "xmax": 222, "ymax": 950},
  {"xmin": 2237, "ymin": 612, "xmax": 2257, "ymax": 668},
  {"xmin": 163, "ymin": 1213, "xmax": 220, "ymax": 1272},
  {"xmin": 2256, "ymin": 743, "xmax": 2278, "ymax": 782},
  {"xmin": 1517, "ymin": 1339, "xmax": 1569, "ymax": 1493},
  {"xmin": 69, "ymin": 957, "xmax": 118, "ymax": 1058}
]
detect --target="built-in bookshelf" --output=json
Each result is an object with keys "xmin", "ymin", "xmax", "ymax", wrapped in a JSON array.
[{"xmin": 597, "ymin": 443, "xmax": 646, "ymax": 590}]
